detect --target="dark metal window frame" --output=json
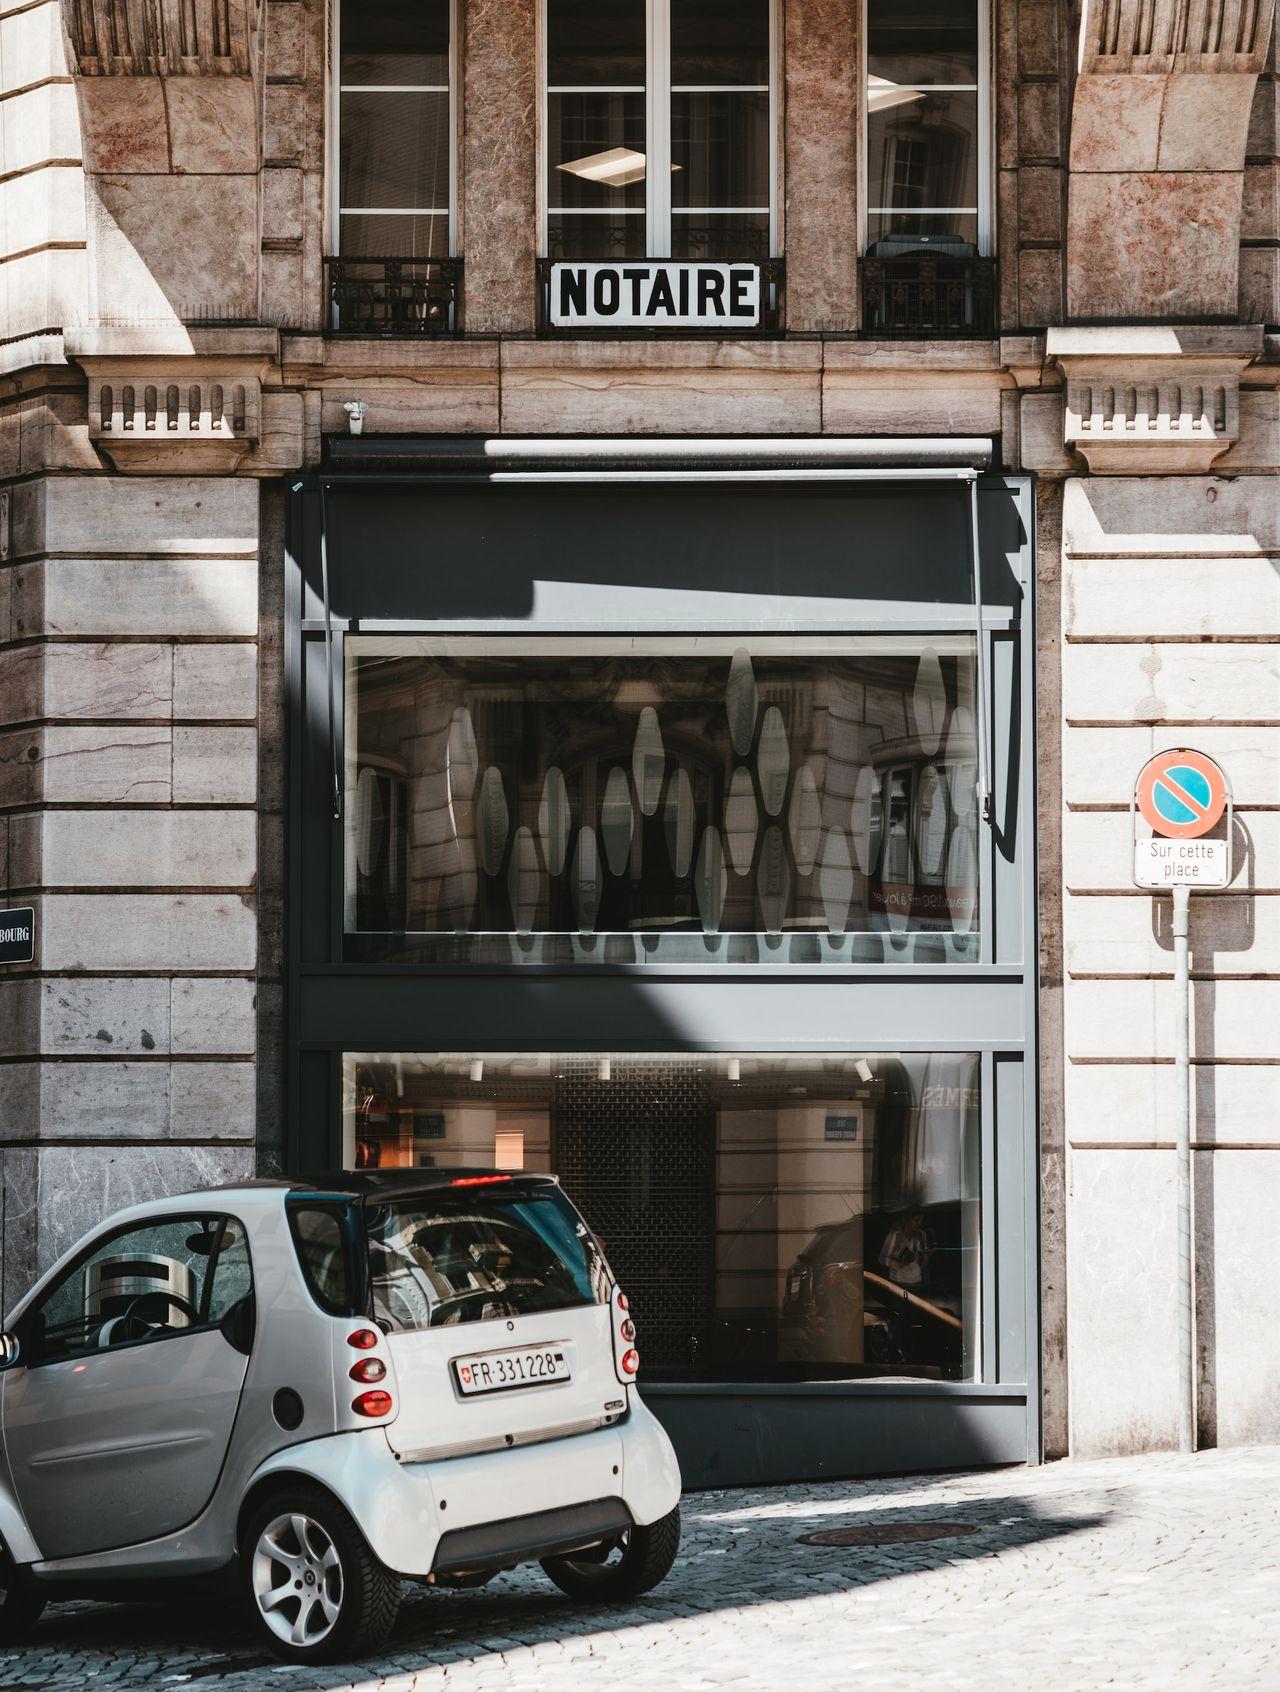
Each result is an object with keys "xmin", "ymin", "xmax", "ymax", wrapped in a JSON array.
[{"xmin": 284, "ymin": 453, "xmax": 1040, "ymax": 1483}]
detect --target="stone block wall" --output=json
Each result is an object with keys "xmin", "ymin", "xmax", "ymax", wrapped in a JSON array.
[
  {"xmin": 1058, "ymin": 468, "xmax": 1280, "ymax": 1453},
  {"xmin": 0, "ymin": 476, "xmax": 261, "ymax": 1304}
]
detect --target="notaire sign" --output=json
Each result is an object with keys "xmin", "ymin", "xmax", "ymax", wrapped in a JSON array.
[{"xmin": 549, "ymin": 261, "xmax": 761, "ymax": 329}]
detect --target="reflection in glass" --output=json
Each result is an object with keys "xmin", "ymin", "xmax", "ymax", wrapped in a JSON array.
[
  {"xmin": 345, "ymin": 638, "xmax": 981, "ymax": 963},
  {"xmin": 670, "ymin": 92, "xmax": 769, "ymax": 207},
  {"xmin": 670, "ymin": 0, "xmax": 769, "ymax": 85},
  {"xmin": 340, "ymin": 0, "xmax": 449, "ymax": 85},
  {"xmin": 547, "ymin": 0, "xmax": 646, "ymax": 86},
  {"xmin": 866, "ymin": 0, "xmax": 979, "ymax": 85},
  {"xmin": 547, "ymin": 215, "xmax": 647, "ymax": 260},
  {"xmin": 342, "ymin": 1050, "xmax": 981, "ymax": 1383},
  {"xmin": 549, "ymin": 94, "xmax": 647, "ymax": 208}
]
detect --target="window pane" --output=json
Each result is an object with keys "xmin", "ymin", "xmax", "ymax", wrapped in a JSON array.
[
  {"xmin": 867, "ymin": 91, "xmax": 977, "ymax": 213},
  {"xmin": 341, "ymin": 0, "xmax": 449, "ymax": 85},
  {"xmin": 288, "ymin": 1205, "xmax": 354, "ymax": 1315},
  {"xmin": 344, "ymin": 1051, "xmax": 981, "ymax": 1384},
  {"xmin": 344, "ymin": 637, "xmax": 981, "ymax": 965},
  {"xmin": 549, "ymin": 93, "xmax": 647, "ymax": 209},
  {"xmin": 546, "ymin": 214, "xmax": 647, "ymax": 260},
  {"xmin": 340, "ymin": 90, "xmax": 451, "ymax": 209},
  {"xmin": 671, "ymin": 91, "xmax": 769, "ymax": 208},
  {"xmin": 866, "ymin": 0, "xmax": 979, "ymax": 85},
  {"xmin": 671, "ymin": 211, "xmax": 770, "ymax": 260},
  {"xmin": 206, "ymin": 1220, "xmax": 254, "ymax": 1321},
  {"xmin": 670, "ymin": 0, "xmax": 770, "ymax": 85},
  {"xmin": 865, "ymin": 211, "xmax": 978, "ymax": 254},
  {"xmin": 547, "ymin": 0, "xmax": 645, "ymax": 86},
  {"xmin": 365, "ymin": 1187, "xmax": 603, "ymax": 1331},
  {"xmin": 339, "ymin": 213, "xmax": 451, "ymax": 258}
]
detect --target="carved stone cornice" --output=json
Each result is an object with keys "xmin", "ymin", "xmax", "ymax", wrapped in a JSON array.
[
  {"xmin": 65, "ymin": 327, "xmax": 297, "ymax": 475},
  {"xmin": 1045, "ymin": 326, "xmax": 1262, "ymax": 474},
  {"xmin": 1079, "ymin": 0, "xmax": 1273, "ymax": 76},
  {"xmin": 67, "ymin": 0, "xmax": 261, "ymax": 76}
]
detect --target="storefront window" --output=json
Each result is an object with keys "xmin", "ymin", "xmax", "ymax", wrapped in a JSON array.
[
  {"xmin": 544, "ymin": 0, "xmax": 775, "ymax": 261},
  {"xmin": 337, "ymin": 0, "xmax": 452, "ymax": 258},
  {"xmin": 344, "ymin": 635, "xmax": 979, "ymax": 965},
  {"xmin": 864, "ymin": 0, "xmax": 986, "ymax": 256},
  {"xmin": 342, "ymin": 1051, "xmax": 981, "ymax": 1383}
]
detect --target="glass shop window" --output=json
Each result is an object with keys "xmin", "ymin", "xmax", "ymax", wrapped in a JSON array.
[
  {"xmin": 864, "ymin": 0, "xmax": 987, "ymax": 256},
  {"xmin": 343, "ymin": 635, "xmax": 980, "ymax": 966},
  {"xmin": 544, "ymin": 0, "xmax": 775, "ymax": 261},
  {"xmin": 337, "ymin": 0, "xmax": 452, "ymax": 257},
  {"xmin": 342, "ymin": 1050, "xmax": 982, "ymax": 1384}
]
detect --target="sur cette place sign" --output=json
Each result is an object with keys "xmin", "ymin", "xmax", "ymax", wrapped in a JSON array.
[{"xmin": 549, "ymin": 261, "xmax": 762, "ymax": 330}]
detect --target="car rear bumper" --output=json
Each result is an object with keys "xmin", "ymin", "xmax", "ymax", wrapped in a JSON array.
[
  {"xmin": 431, "ymin": 1497, "xmax": 632, "ymax": 1575},
  {"xmin": 247, "ymin": 1395, "xmax": 680, "ymax": 1578}
]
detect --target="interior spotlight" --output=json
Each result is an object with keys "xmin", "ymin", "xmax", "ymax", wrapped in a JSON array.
[
  {"xmin": 854, "ymin": 1058, "xmax": 874, "ymax": 1085},
  {"xmin": 597, "ymin": 1057, "xmax": 612, "ymax": 1082},
  {"xmin": 469, "ymin": 1059, "xmax": 484, "ymax": 1083},
  {"xmin": 727, "ymin": 1057, "xmax": 741, "ymax": 1082}
]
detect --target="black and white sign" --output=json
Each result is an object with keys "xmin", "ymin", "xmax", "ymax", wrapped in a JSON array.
[
  {"xmin": 0, "ymin": 907, "xmax": 35, "ymax": 965},
  {"xmin": 549, "ymin": 261, "xmax": 761, "ymax": 329},
  {"xmin": 1133, "ymin": 838, "xmax": 1230, "ymax": 889}
]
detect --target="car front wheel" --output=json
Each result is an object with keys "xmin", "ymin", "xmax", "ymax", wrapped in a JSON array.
[
  {"xmin": 242, "ymin": 1484, "xmax": 400, "ymax": 1664},
  {"xmin": 541, "ymin": 1504, "xmax": 680, "ymax": 1601}
]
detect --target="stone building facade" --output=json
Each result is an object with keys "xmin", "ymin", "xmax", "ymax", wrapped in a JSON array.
[{"xmin": 0, "ymin": 0, "xmax": 1277, "ymax": 1470}]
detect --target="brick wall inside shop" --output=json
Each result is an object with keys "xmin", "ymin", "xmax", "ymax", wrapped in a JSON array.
[{"xmin": 552, "ymin": 1058, "xmax": 714, "ymax": 1376}]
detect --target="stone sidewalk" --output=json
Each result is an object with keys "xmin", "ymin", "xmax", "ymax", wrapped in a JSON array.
[{"xmin": 8, "ymin": 1446, "xmax": 1278, "ymax": 1691}]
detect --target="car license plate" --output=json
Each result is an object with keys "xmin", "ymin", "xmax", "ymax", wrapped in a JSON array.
[{"xmin": 453, "ymin": 1345, "xmax": 571, "ymax": 1396}]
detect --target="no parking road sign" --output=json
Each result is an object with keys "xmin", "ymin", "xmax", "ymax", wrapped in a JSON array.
[{"xmin": 1133, "ymin": 749, "xmax": 1231, "ymax": 889}]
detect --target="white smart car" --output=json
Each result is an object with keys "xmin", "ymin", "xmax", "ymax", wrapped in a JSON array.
[{"xmin": 0, "ymin": 1171, "xmax": 682, "ymax": 1662}]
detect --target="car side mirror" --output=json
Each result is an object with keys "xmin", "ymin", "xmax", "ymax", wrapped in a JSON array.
[{"xmin": 0, "ymin": 1331, "xmax": 21, "ymax": 1371}]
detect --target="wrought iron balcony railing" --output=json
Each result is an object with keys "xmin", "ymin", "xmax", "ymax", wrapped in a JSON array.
[
  {"xmin": 859, "ymin": 252, "xmax": 997, "ymax": 340},
  {"xmin": 325, "ymin": 256, "xmax": 462, "ymax": 337}
]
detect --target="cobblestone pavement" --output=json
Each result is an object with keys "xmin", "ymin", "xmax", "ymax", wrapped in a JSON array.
[{"xmin": 8, "ymin": 1446, "xmax": 1279, "ymax": 1691}]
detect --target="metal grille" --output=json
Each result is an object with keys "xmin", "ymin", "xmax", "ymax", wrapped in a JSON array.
[
  {"xmin": 325, "ymin": 257, "xmax": 463, "ymax": 337},
  {"xmin": 860, "ymin": 253, "xmax": 996, "ymax": 339},
  {"xmin": 552, "ymin": 1058, "xmax": 714, "ymax": 1374}
]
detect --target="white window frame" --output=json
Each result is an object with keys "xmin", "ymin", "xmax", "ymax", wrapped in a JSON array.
[
  {"xmin": 329, "ymin": 0, "xmax": 458, "ymax": 259},
  {"xmin": 858, "ymin": 0, "xmax": 992, "ymax": 258},
  {"xmin": 539, "ymin": 0, "xmax": 779, "ymax": 259}
]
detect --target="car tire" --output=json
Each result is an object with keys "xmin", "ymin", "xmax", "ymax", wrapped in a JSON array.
[
  {"xmin": 540, "ymin": 1504, "xmax": 680, "ymax": 1601},
  {"xmin": 0, "ymin": 1546, "xmax": 46, "ymax": 1643},
  {"xmin": 241, "ymin": 1483, "xmax": 400, "ymax": 1664}
]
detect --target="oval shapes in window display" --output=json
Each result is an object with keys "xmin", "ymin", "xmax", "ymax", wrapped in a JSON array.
[
  {"xmin": 849, "ymin": 763, "xmax": 877, "ymax": 873},
  {"xmin": 724, "ymin": 765, "xmax": 758, "ymax": 875},
  {"xmin": 820, "ymin": 826, "xmax": 854, "ymax": 934},
  {"xmin": 573, "ymin": 825, "xmax": 601, "ymax": 932},
  {"xmin": 695, "ymin": 826, "xmax": 727, "ymax": 934},
  {"xmin": 725, "ymin": 648, "xmax": 758, "ymax": 757},
  {"xmin": 947, "ymin": 825, "xmax": 978, "ymax": 933},
  {"xmin": 632, "ymin": 707, "xmax": 665, "ymax": 817},
  {"xmin": 447, "ymin": 705, "xmax": 479, "ymax": 802},
  {"xmin": 665, "ymin": 766, "xmax": 695, "ymax": 879},
  {"xmin": 477, "ymin": 767, "xmax": 509, "ymax": 877},
  {"xmin": 910, "ymin": 645, "xmax": 947, "ymax": 757},
  {"xmin": 601, "ymin": 766, "xmax": 635, "ymax": 875},
  {"xmin": 916, "ymin": 763, "xmax": 948, "ymax": 880},
  {"xmin": 508, "ymin": 825, "xmax": 540, "ymax": 934},
  {"xmin": 538, "ymin": 765, "xmax": 572, "ymax": 876},
  {"xmin": 756, "ymin": 706, "xmax": 790, "ymax": 816},
  {"xmin": 787, "ymin": 764, "xmax": 821, "ymax": 876},
  {"xmin": 756, "ymin": 825, "xmax": 790, "ymax": 935}
]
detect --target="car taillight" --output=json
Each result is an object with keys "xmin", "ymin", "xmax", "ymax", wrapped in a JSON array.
[
  {"xmin": 347, "ymin": 1328, "xmax": 380, "ymax": 1350},
  {"xmin": 611, "ymin": 1287, "xmax": 639, "ymax": 1384},
  {"xmin": 350, "ymin": 1357, "xmax": 387, "ymax": 1384},
  {"xmin": 352, "ymin": 1389, "xmax": 393, "ymax": 1417}
]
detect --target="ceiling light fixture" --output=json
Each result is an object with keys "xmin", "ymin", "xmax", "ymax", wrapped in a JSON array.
[
  {"xmin": 469, "ymin": 1059, "xmax": 484, "ymax": 1083},
  {"xmin": 867, "ymin": 75, "xmax": 926, "ymax": 113}
]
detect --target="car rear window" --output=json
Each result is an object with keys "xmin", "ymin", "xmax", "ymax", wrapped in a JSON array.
[{"xmin": 364, "ymin": 1183, "xmax": 611, "ymax": 1332}]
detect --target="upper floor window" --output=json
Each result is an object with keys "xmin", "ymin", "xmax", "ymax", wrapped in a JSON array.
[
  {"xmin": 863, "ymin": 0, "xmax": 989, "ymax": 258},
  {"xmin": 336, "ymin": 0, "xmax": 453, "ymax": 257},
  {"xmin": 543, "ymin": 0, "xmax": 776, "ymax": 262}
]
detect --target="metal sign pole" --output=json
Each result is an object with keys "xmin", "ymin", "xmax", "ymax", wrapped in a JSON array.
[{"xmin": 1171, "ymin": 882, "xmax": 1194, "ymax": 1456}]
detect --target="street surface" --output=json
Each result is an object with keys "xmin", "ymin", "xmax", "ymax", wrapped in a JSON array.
[{"xmin": 9, "ymin": 1445, "xmax": 1278, "ymax": 1691}]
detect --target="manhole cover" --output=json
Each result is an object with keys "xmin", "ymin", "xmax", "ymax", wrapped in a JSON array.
[{"xmin": 798, "ymin": 1521, "xmax": 980, "ymax": 1547}]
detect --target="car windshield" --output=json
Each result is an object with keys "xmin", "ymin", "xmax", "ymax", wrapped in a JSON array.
[{"xmin": 363, "ymin": 1183, "xmax": 611, "ymax": 1332}]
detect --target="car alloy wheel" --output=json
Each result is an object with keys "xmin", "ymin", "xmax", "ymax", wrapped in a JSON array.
[{"xmin": 251, "ymin": 1511, "xmax": 344, "ymax": 1649}]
